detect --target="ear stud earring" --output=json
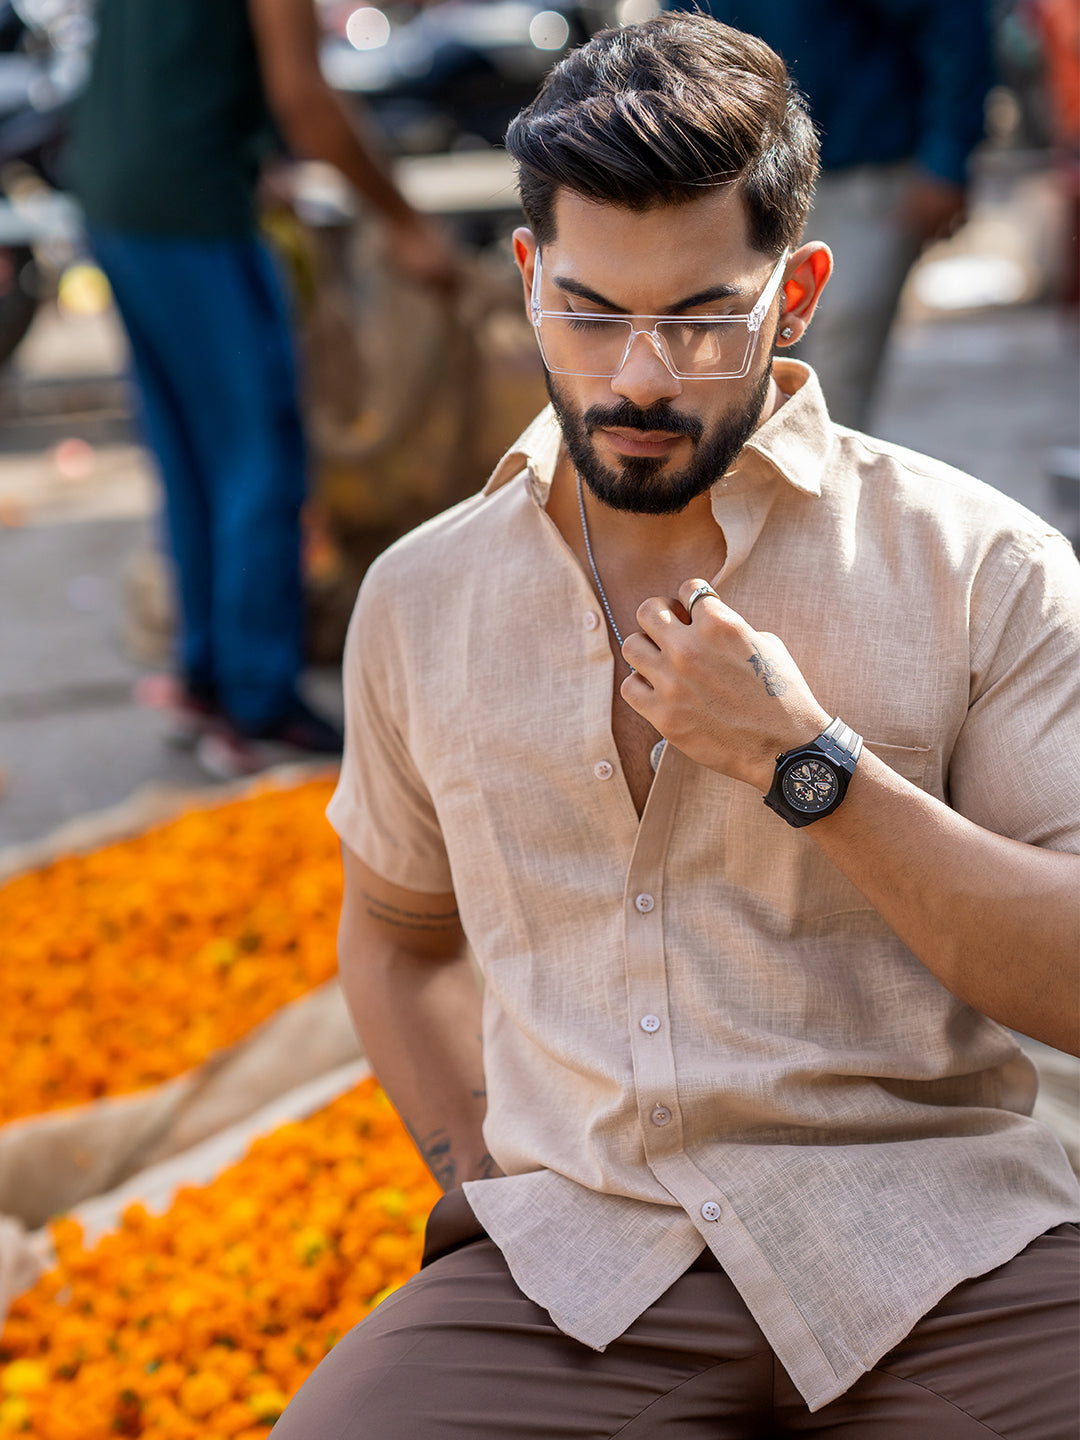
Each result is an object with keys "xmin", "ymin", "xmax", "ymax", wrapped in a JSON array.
[{"xmin": 780, "ymin": 326, "xmax": 793, "ymax": 339}]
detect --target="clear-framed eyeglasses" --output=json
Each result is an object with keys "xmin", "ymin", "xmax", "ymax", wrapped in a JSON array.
[{"xmin": 529, "ymin": 249, "xmax": 790, "ymax": 380}]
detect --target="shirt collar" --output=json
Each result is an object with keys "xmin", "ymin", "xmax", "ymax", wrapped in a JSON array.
[
  {"xmin": 739, "ymin": 359, "xmax": 830, "ymax": 498},
  {"xmin": 482, "ymin": 359, "xmax": 832, "ymax": 504},
  {"xmin": 483, "ymin": 406, "xmax": 563, "ymax": 503}
]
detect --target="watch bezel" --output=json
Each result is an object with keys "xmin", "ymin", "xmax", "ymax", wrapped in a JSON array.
[{"xmin": 778, "ymin": 754, "xmax": 842, "ymax": 815}]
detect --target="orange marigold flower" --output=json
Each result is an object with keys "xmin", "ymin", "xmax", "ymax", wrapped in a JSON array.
[
  {"xmin": 178, "ymin": 1369, "xmax": 232, "ymax": 1419},
  {"xmin": 0, "ymin": 1361, "xmax": 47, "ymax": 1396},
  {"xmin": 0, "ymin": 1395, "xmax": 31, "ymax": 1432},
  {"xmin": 247, "ymin": 1388, "xmax": 290, "ymax": 1424}
]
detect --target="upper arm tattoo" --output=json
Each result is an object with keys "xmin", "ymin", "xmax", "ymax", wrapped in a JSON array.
[{"xmin": 360, "ymin": 890, "xmax": 461, "ymax": 934}]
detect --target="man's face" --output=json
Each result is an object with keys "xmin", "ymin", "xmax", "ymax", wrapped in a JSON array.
[{"xmin": 518, "ymin": 188, "xmax": 786, "ymax": 515}]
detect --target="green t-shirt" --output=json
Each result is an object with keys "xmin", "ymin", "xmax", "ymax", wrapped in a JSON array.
[{"xmin": 68, "ymin": 0, "xmax": 275, "ymax": 239}]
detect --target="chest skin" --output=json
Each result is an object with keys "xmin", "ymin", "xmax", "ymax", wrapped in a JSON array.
[
  {"xmin": 543, "ymin": 456, "xmax": 730, "ymax": 819},
  {"xmin": 596, "ymin": 549, "xmax": 730, "ymax": 817},
  {"xmin": 609, "ymin": 642, "xmax": 661, "ymax": 817}
]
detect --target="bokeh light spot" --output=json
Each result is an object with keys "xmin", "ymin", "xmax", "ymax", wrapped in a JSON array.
[
  {"xmin": 346, "ymin": 6, "xmax": 391, "ymax": 50},
  {"xmin": 529, "ymin": 10, "xmax": 570, "ymax": 50}
]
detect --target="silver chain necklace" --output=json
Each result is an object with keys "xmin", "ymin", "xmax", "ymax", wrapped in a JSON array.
[
  {"xmin": 576, "ymin": 471, "xmax": 667, "ymax": 774},
  {"xmin": 576, "ymin": 471, "xmax": 627, "ymax": 656}
]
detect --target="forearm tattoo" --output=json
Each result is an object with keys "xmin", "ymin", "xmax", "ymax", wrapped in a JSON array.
[
  {"xmin": 747, "ymin": 644, "xmax": 788, "ymax": 697},
  {"xmin": 361, "ymin": 890, "xmax": 460, "ymax": 934},
  {"xmin": 415, "ymin": 1128, "xmax": 499, "ymax": 1191},
  {"xmin": 418, "ymin": 1129, "xmax": 457, "ymax": 1190},
  {"xmin": 475, "ymin": 1151, "xmax": 500, "ymax": 1180}
]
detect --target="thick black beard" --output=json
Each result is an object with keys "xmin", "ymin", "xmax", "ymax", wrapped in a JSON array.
[{"xmin": 544, "ymin": 362, "xmax": 772, "ymax": 516}]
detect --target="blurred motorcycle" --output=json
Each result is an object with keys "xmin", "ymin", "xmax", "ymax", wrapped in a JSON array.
[{"xmin": 0, "ymin": 0, "xmax": 91, "ymax": 366}]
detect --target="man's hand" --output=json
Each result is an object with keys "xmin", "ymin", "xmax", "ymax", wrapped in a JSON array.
[
  {"xmin": 385, "ymin": 213, "xmax": 459, "ymax": 295},
  {"xmin": 249, "ymin": 0, "xmax": 461, "ymax": 294},
  {"xmin": 621, "ymin": 578, "xmax": 829, "ymax": 792}
]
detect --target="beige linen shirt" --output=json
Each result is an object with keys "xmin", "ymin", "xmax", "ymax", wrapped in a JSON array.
[{"xmin": 328, "ymin": 361, "xmax": 1080, "ymax": 1412}]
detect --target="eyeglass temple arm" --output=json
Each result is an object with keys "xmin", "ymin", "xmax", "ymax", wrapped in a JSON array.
[
  {"xmin": 749, "ymin": 250, "xmax": 790, "ymax": 328},
  {"xmin": 530, "ymin": 249, "xmax": 543, "ymax": 323}
]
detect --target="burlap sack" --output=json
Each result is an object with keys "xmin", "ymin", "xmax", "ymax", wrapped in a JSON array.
[
  {"xmin": 0, "ymin": 978, "xmax": 361, "ymax": 1234},
  {"xmin": 6, "ymin": 1060, "xmax": 370, "ymax": 1320},
  {"xmin": 36, "ymin": 1059, "xmax": 372, "ymax": 1256},
  {"xmin": 0, "ymin": 762, "xmax": 335, "ymax": 885}
]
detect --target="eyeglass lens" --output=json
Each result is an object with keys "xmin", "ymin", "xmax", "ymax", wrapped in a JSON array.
[{"xmin": 539, "ymin": 315, "xmax": 756, "ymax": 378}]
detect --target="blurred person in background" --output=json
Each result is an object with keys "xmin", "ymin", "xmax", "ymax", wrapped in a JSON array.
[
  {"xmin": 664, "ymin": 0, "xmax": 993, "ymax": 429},
  {"xmin": 1026, "ymin": 0, "xmax": 1080, "ymax": 306},
  {"xmin": 66, "ymin": 0, "xmax": 456, "ymax": 778}
]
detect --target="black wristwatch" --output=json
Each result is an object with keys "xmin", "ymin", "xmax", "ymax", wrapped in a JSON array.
[{"xmin": 763, "ymin": 717, "xmax": 863, "ymax": 828}]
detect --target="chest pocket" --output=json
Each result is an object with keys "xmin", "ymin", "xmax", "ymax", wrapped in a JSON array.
[{"xmin": 720, "ymin": 741, "xmax": 932, "ymax": 924}]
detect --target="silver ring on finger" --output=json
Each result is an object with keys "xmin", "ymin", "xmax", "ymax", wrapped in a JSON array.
[{"xmin": 687, "ymin": 583, "xmax": 718, "ymax": 619}]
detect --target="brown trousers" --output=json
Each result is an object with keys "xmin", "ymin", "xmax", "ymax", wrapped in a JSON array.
[{"xmin": 272, "ymin": 1190, "xmax": 1079, "ymax": 1439}]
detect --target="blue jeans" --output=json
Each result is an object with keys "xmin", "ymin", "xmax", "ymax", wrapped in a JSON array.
[{"xmin": 89, "ymin": 226, "xmax": 307, "ymax": 729}]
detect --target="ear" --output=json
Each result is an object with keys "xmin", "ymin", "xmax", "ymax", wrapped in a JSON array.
[
  {"xmin": 776, "ymin": 242, "xmax": 832, "ymax": 347},
  {"xmin": 513, "ymin": 227, "xmax": 538, "ymax": 314}
]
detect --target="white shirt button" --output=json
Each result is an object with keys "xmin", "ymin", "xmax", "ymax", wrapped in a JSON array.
[
  {"xmin": 700, "ymin": 1200, "xmax": 722, "ymax": 1223},
  {"xmin": 634, "ymin": 893, "xmax": 655, "ymax": 914},
  {"xmin": 594, "ymin": 760, "xmax": 614, "ymax": 781},
  {"xmin": 651, "ymin": 1105, "xmax": 672, "ymax": 1127},
  {"xmin": 639, "ymin": 1014, "xmax": 661, "ymax": 1033},
  {"xmin": 583, "ymin": 611, "xmax": 600, "ymax": 630}
]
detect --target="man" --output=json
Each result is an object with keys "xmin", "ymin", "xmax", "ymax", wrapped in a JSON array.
[
  {"xmin": 67, "ymin": 0, "xmax": 454, "ymax": 777},
  {"xmin": 276, "ymin": 16, "xmax": 1079, "ymax": 1437},
  {"xmin": 662, "ymin": 0, "xmax": 993, "ymax": 429}
]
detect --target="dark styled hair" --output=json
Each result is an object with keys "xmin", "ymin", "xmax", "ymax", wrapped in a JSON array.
[{"xmin": 505, "ymin": 14, "xmax": 818, "ymax": 256}]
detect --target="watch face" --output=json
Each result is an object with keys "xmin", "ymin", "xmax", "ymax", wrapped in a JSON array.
[{"xmin": 781, "ymin": 757, "xmax": 840, "ymax": 813}]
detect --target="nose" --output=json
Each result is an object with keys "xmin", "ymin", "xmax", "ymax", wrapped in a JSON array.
[{"xmin": 610, "ymin": 329, "xmax": 683, "ymax": 409}]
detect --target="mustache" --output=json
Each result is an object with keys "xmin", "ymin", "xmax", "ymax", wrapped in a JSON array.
[{"xmin": 582, "ymin": 400, "xmax": 703, "ymax": 441}]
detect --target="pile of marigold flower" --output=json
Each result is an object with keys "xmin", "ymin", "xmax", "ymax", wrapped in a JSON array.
[
  {"xmin": 0, "ymin": 778, "xmax": 340, "ymax": 1124},
  {"xmin": 0, "ymin": 1078, "xmax": 440, "ymax": 1438}
]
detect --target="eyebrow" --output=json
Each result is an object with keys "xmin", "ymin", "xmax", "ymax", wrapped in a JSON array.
[{"xmin": 551, "ymin": 274, "xmax": 744, "ymax": 314}]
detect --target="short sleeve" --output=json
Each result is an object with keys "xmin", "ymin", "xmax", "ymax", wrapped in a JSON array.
[
  {"xmin": 948, "ymin": 531, "xmax": 1080, "ymax": 852},
  {"xmin": 326, "ymin": 564, "xmax": 454, "ymax": 893}
]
